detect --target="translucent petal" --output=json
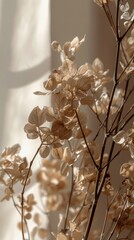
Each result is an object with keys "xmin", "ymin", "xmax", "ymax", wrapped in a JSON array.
[
  {"xmin": 120, "ymin": 2, "xmax": 129, "ymax": 13},
  {"xmin": 129, "ymin": 144, "xmax": 134, "ymax": 159},
  {"xmin": 113, "ymin": 131, "xmax": 128, "ymax": 145},
  {"xmin": 121, "ymin": 12, "xmax": 130, "ymax": 21}
]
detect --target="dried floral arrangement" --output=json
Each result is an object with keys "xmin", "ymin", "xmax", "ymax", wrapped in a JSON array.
[{"xmin": 0, "ymin": 0, "xmax": 134, "ymax": 240}]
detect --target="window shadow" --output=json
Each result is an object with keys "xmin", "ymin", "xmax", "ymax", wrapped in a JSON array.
[
  {"xmin": 0, "ymin": 0, "xmax": 51, "ymax": 151},
  {"xmin": 0, "ymin": 0, "xmax": 51, "ymax": 239}
]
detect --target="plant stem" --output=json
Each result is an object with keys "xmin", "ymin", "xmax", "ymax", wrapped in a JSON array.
[
  {"xmin": 75, "ymin": 110, "xmax": 99, "ymax": 170},
  {"xmin": 21, "ymin": 142, "xmax": 43, "ymax": 240},
  {"xmin": 63, "ymin": 165, "xmax": 74, "ymax": 230},
  {"xmin": 120, "ymin": 20, "xmax": 134, "ymax": 41},
  {"xmin": 107, "ymin": 197, "xmax": 127, "ymax": 240}
]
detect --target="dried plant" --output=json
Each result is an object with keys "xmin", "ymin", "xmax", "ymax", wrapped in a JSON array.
[{"xmin": 0, "ymin": 1, "xmax": 134, "ymax": 240}]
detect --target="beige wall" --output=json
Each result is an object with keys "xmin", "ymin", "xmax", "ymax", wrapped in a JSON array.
[
  {"xmin": 51, "ymin": 0, "xmax": 115, "ymax": 70},
  {"xmin": 0, "ymin": 1, "xmax": 51, "ymax": 239}
]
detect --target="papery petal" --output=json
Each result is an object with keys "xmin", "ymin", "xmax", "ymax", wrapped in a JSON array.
[
  {"xmin": 113, "ymin": 131, "xmax": 128, "ymax": 145},
  {"xmin": 39, "ymin": 145, "xmax": 50, "ymax": 158},
  {"xmin": 129, "ymin": 144, "xmax": 134, "ymax": 159},
  {"xmin": 120, "ymin": 2, "xmax": 129, "ymax": 13},
  {"xmin": 28, "ymin": 107, "xmax": 46, "ymax": 126},
  {"xmin": 92, "ymin": 58, "xmax": 104, "ymax": 73}
]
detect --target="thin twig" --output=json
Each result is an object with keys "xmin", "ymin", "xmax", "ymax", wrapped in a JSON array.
[
  {"xmin": 72, "ymin": 182, "xmax": 90, "ymax": 223},
  {"xmin": 120, "ymin": 113, "xmax": 134, "ymax": 130},
  {"xmin": 102, "ymin": 2, "xmax": 116, "ymax": 38},
  {"xmin": 93, "ymin": 120, "xmax": 105, "ymax": 141},
  {"xmin": 84, "ymin": 136, "xmax": 108, "ymax": 240},
  {"xmin": 75, "ymin": 110, "xmax": 99, "ymax": 170},
  {"xmin": 21, "ymin": 142, "xmax": 43, "ymax": 240},
  {"xmin": 109, "ymin": 78, "xmax": 130, "ymax": 134},
  {"xmin": 107, "ymin": 197, "xmax": 128, "ymax": 240},
  {"xmin": 115, "ymin": 0, "xmax": 120, "ymax": 40},
  {"xmin": 118, "ymin": 56, "xmax": 134, "ymax": 81},
  {"xmin": 100, "ymin": 196, "xmax": 109, "ymax": 240},
  {"xmin": 120, "ymin": 20, "xmax": 134, "ymax": 41},
  {"xmin": 110, "ymin": 104, "xmax": 134, "ymax": 134},
  {"xmin": 63, "ymin": 165, "xmax": 74, "ymax": 230}
]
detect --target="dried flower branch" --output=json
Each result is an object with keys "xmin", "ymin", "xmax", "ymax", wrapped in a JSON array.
[{"xmin": 0, "ymin": 1, "xmax": 134, "ymax": 240}]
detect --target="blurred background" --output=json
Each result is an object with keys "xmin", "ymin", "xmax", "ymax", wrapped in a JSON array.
[{"xmin": 0, "ymin": 0, "xmax": 128, "ymax": 239}]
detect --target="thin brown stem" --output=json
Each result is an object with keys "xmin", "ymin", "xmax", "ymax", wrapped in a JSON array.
[
  {"xmin": 115, "ymin": 0, "xmax": 120, "ymax": 40},
  {"xmin": 102, "ymin": 3, "xmax": 116, "ymax": 38},
  {"xmin": 118, "ymin": 56, "xmax": 134, "ymax": 81},
  {"xmin": 109, "ymin": 78, "xmax": 130, "ymax": 134},
  {"xmin": 21, "ymin": 142, "xmax": 43, "ymax": 240},
  {"xmin": 63, "ymin": 165, "xmax": 74, "ymax": 230},
  {"xmin": 107, "ymin": 197, "xmax": 127, "ymax": 240},
  {"xmin": 120, "ymin": 113, "xmax": 134, "ymax": 130},
  {"xmin": 72, "ymin": 182, "xmax": 90, "ymax": 223},
  {"xmin": 93, "ymin": 119, "xmax": 106, "ymax": 141},
  {"xmin": 84, "ymin": 136, "xmax": 108, "ymax": 240},
  {"xmin": 75, "ymin": 110, "xmax": 99, "ymax": 170},
  {"xmin": 100, "ymin": 196, "xmax": 109, "ymax": 240},
  {"xmin": 110, "ymin": 104, "xmax": 134, "ymax": 134},
  {"xmin": 120, "ymin": 20, "xmax": 134, "ymax": 41},
  {"xmin": 105, "ymin": 83, "xmax": 118, "ymax": 132}
]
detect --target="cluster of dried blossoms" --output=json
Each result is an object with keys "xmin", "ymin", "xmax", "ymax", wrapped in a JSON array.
[{"xmin": 0, "ymin": 1, "xmax": 134, "ymax": 240}]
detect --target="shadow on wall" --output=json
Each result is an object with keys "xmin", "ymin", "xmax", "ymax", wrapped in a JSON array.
[
  {"xmin": 0, "ymin": 0, "xmax": 51, "ymax": 152},
  {"xmin": 0, "ymin": 0, "xmax": 51, "ymax": 239}
]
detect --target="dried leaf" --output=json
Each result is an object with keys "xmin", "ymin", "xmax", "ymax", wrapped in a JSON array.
[
  {"xmin": 51, "ymin": 41, "xmax": 62, "ymax": 52},
  {"xmin": 52, "ymin": 144, "xmax": 64, "ymax": 159},
  {"xmin": 25, "ymin": 212, "xmax": 32, "ymax": 220},
  {"xmin": 57, "ymin": 232, "xmax": 69, "ymax": 240},
  {"xmin": 80, "ymin": 95, "xmax": 94, "ymax": 106},
  {"xmin": 28, "ymin": 107, "xmax": 46, "ymax": 126},
  {"xmin": 33, "ymin": 213, "xmax": 42, "ymax": 225},
  {"xmin": 71, "ymin": 36, "xmax": 85, "ymax": 50},
  {"xmin": 17, "ymin": 222, "xmax": 27, "ymax": 232},
  {"xmin": 77, "ymin": 76, "xmax": 93, "ymax": 91},
  {"xmin": 62, "ymin": 59, "xmax": 77, "ymax": 76},
  {"xmin": 38, "ymin": 228, "xmax": 48, "ymax": 239},
  {"xmin": 39, "ymin": 145, "xmax": 50, "ymax": 158},
  {"xmin": 1, "ymin": 144, "xmax": 21, "ymax": 157},
  {"xmin": 19, "ymin": 159, "xmax": 28, "ymax": 171},
  {"xmin": 72, "ymin": 229, "xmax": 83, "ymax": 240},
  {"xmin": 45, "ymin": 107, "xmax": 56, "ymax": 122},
  {"xmin": 5, "ymin": 168, "xmax": 21, "ymax": 178},
  {"xmin": 24, "ymin": 123, "xmax": 39, "ymax": 139},
  {"xmin": 60, "ymin": 162, "xmax": 69, "ymax": 176},
  {"xmin": 129, "ymin": 144, "xmax": 134, "ymax": 159},
  {"xmin": 92, "ymin": 58, "xmax": 104, "ymax": 73},
  {"xmin": 69, "ymin": 220, "xmax": 76, "ymax": 231},
  {"xmin": 63, "ymin": 147, "xmax": 75, "ymax": 165},
  {"xmin": 52, "ymin": 120, "xmax": 72, "ymax": 140},
  {"xmin": 78, "ymin": 63, "xmax": 89, "ymax": 75},
  {"xmin": 31, "ymin": 226, "xmax": 38, "ymax": 239},
  {"xmin": 34, "ymin": 91, "xmax": 46, "ymax": 95},
  {"xmin": 44, "ymin": 77, "xmax": 57, "ymax": 91},
  {"xmin": 63, "ymin": 42, "xmax": 71, "ymax": 57},
  {"xmin": 27, "ymin": 194, "xmax": 36, "ymax": 205},
  {"xmin": 113, "ymin": 130, "xmax": 128, "ymax": 145}
]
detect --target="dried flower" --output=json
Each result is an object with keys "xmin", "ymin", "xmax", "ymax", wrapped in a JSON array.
[{"xmin": 113, "ymin": 122, "xmax": 134, "ymax": 159}]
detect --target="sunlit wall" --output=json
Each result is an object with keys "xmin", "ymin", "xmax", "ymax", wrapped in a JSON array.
[{"xmin": 0, "ymin": 0, "xmax": 51, "ymax": 239}]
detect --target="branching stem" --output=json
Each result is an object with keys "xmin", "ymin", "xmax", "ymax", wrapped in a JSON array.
[
  {"xmin": 75, "ymin": 110, "xmax": 99, "ymax": 170},
  {"xmin": 21, "ymin": 142, "xmax": 43, "ymax": 240}
]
